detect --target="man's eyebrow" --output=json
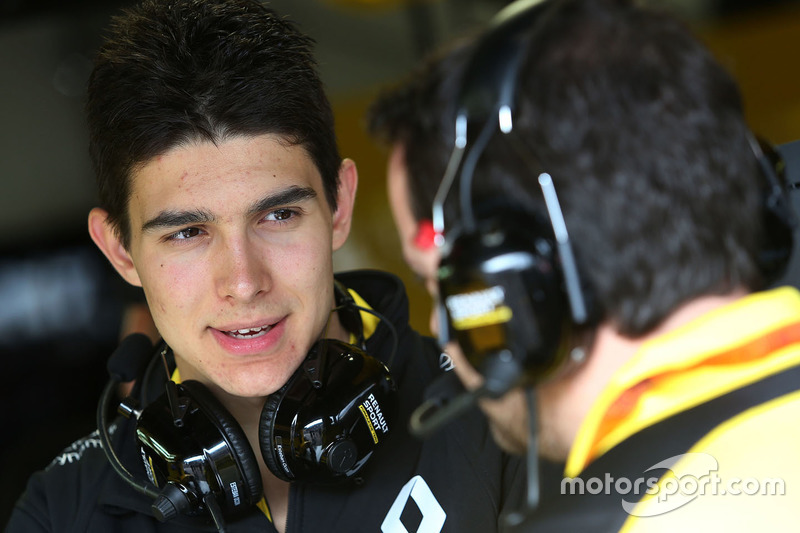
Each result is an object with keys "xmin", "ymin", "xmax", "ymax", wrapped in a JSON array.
[
  {"xmin": 142, "ymin": 209, "xmax": 215, "ymax": 233},
  {"xmin": 247, "ymin": 186, "xmax": 318, "ymax": 217},
  {"xmin": 140, "ymin": 186, "xmax": 319, "ymax": 233}
]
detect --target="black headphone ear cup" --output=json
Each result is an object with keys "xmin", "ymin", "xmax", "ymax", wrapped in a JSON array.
[
  {"xmin": 438, "ymin": 213, "xmax": 573, "ymax": 393},
  {"xmin": 180, "ymin": 380, "xmax": 263, "ymax": 503},
  {"xmin": 258, "ymin": 384, "xmax": 291, "ymax": 482},
  {"xmin": 756, "ymin": 138, "xmax": 795, "ymax": 285},
  {"xmin": 257, "ymin": 338, "xmax": 397, "ymax": 484}
]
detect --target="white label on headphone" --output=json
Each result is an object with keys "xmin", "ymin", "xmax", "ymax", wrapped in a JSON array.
[
  {"xmin": 359, "ymin": 393, "xmax": 389, "ymax": 444},
  {"xmin": 230, "ymin": 481, "xmax": 241, "ymax": 506},
  {"xmin": 275, "ymin": 436, "xmax": 292, "ymax": 476},
  {"xmin": 445, "ymin": 286, "xmax": 512, "ymax": 330},
  {"xmin": 140, "ymin": 448, "xmax": 157, "ymax": 486},
  {"xmin": 359, "ymin": 404, "xmax": 379, "ymax": 444}
]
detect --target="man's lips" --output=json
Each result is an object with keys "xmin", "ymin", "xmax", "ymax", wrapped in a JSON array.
[
  {"xmin": 222, "ymin": 323, "xmax": 274, "ymax": 340},
  {"xmin": 210, "ymin": 317, "xmax": 287, "ymax": 355}
]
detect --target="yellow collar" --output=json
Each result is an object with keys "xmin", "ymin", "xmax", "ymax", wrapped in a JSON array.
[
  {"xmin": 348, "ymin": 287, "xmax": 379, "ymax": 342},
  {"xmin": 566, "ymin": 286, "xmax": 800, "ymax": 476}
]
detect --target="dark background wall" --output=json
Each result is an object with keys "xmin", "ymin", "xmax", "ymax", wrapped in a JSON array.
[{"xmin": 2, "ymin": 0, "xmax": 800, "ymax": 525}]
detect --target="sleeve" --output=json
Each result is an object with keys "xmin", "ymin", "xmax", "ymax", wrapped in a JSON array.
[
  {"xmin": 6, "ymin": 472, "xmax": 53, "ymax": 533},
  {"xmin": 5, "ymin": 431, "xmax": 113, "ymax": 533}
]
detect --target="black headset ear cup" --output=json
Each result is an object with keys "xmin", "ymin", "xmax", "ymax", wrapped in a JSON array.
[
  {"xmin": 438, "ymin": 211, "xmax": 573, "ymax": 394},
  {"xmin": 258, "ymin": 384, "xmax": 291, "ymax": 482},
  {"xmin": 257, "ymin": 338, "xmax": 397, "ymax": 484},
  {"xmin": 756, "ymin": 137, "xmax": 795, "ymax": 285},
  {"xmin": 180, "ymin": 380, "xmax": 263, "ymax": 503}
]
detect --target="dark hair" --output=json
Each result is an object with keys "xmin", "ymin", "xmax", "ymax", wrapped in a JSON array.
[
  {"xmin": 466, "ymin": 0, "xmax": 763, "ymax": 335},
  {"xmin": 366, "ymin": 38, "xmax": 473, "ymax": 222},
  {"xmin": 87, "ymin": 0, "xmax": 341, "ymax": 248}
]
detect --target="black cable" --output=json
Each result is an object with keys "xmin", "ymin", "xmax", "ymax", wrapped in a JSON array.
[
  {"xmin": 524, "ymin": 387, "xmax": 540, "ymax": 512},
  {"xmin": 353, "ymin": 304, "xmax": 399, "ymax": 371},
  {"xmin": 96, "ymin": 378, "xmax": 159, "ymax": 499},
  {"xmin": 458, "ymin": 114, "xmax": 500, "ymax": 234},
  {"xmin": 502, "ymin": 386, "xmax": 540, "ymax": 528},
  {"xmin": 408, "ymin": 386, "xmax": 484, "ymax": 439}
]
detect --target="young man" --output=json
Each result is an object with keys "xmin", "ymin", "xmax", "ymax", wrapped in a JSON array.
[
  {"xmin": 6, "ymin": 1, "xmax": 524, "ymax": 531},
  {"xmin": 370, "ymin": 0, "xmax": 800, "ymax": 529}
]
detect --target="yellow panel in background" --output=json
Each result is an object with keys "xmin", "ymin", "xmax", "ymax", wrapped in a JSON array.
[
  {"xmin": 698, "ymin": 3, "xmax": 800, "ymax": 144},
  {"xmin": 333, "ymin": 88, "xmax": 434, "ymax": 336}
]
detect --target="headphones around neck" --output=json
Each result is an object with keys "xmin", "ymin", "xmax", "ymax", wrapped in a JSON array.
[
  {"xmin": 431, "ymin": 0, "xmax": 795, "ymax": 399},
  {"xmin": 98, "ymin": 281, "xmax": 397, "ymax": 531}
]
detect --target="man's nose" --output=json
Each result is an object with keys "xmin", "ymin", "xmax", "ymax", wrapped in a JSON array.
[{"xmin": 216, "ymin": 236, "xmax": 270, "ymax": 303}]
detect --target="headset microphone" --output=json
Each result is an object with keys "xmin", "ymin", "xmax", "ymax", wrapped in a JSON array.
[{"xmin": 409, "ymin": 386, "xmax": 484, "ymax": 440}]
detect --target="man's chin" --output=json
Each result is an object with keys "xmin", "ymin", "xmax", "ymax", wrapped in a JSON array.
[
  {"xmin": 537, "ymin": 431, "xmax": 571, "ymax": 462},
  {"xmin": 487, "ymin": 417, "xmax": 572, "ymax": 461},
  {"xmin": 489, "ymin": 421, "xmax": 528, "ymax": 455}
]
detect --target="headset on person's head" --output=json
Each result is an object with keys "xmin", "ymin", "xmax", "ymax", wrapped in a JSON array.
[
  {"xmin": 97, "ymin": 281, "xmax": 398, "ymax": 532},
  {"xmin": 431, "ymin": 0, "xmax": 795, "ymax": 402}
]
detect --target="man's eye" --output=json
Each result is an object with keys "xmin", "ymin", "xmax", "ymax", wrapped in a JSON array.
[
  {"xmin": 170, "ymin": 227, "xmax": 202, "ymax": 240},
  {"xmin": 266, "ymin": 208, "xmax": 297, "ymax": 222}
]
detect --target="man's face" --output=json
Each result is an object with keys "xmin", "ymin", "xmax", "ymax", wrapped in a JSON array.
[
  {"xmin": 92, "ymin": 134, "xmax": 356, "ymax": 399},
  {"xmin": 386, "ymin": 144, "xmax": 530, "ymax": 454},
  {"xmin": 386, "ymin": 144, "xmax": 441, "ymax": 309}
]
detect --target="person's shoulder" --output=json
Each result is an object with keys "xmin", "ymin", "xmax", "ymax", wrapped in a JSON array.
[
  {"xmin": 620, "ymin": 389, "xmax": 800, "ymax": 531},
  {"xmin": 33, "ymin": 428, "xmax": 112, "ymax": 493},
  {"xmin": 7, "ymin": 430, "xmax": 112, "ymax": 532},
  {"xmin": 688, "ymin": 386, "xmax": 800, "ymax": 477},
  {"xmin": 46, "ymin": 429, "xmax": 108, "ymax": 470}
]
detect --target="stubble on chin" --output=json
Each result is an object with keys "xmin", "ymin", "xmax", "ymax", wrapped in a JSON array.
[
  {"xmin": 477, "ymin": 387, "xmax": 530, "ymax": 455},
  {"xmin": 534, "ymin": 383, "xmax": 574, "ymax": 462},
  {"xmin": 536, "ymin": 424, "xmax": 571, "ymax": 462},
  {"xmin": 488, "ymin": 420, "xmax": 528, "ymax": 455},
  {"xmin": 481, "ymin": 387, "xmax": 572, "ymax": 460}
]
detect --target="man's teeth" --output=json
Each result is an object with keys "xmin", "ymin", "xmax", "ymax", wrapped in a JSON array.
[{"xmin": 226, "ymin": 325, "xmax": 272, "ymax": 339}]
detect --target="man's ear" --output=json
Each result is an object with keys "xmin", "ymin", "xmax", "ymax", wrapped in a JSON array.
[
  {"xmin": 88, "ymin": 208, "xmax": 142, "ymax": 287},
  {"xmin": 332, "ymin": 158, "xmax": 358, "ymax": 251}
]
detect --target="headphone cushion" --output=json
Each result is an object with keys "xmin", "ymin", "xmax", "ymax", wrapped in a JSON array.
[
  {"xmin": 258, "ymin": 384, "xmax": 292, "ymax": 481},
  {"xmin": 180, "ymin": 380, "xmax": 263, "ymax": 503}
]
